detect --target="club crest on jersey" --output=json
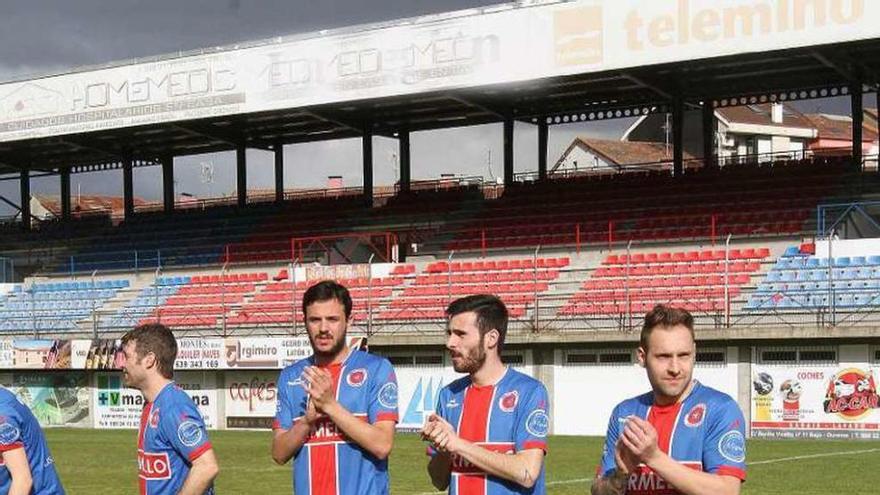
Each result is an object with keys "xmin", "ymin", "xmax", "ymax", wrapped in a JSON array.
[
  {"xmin": 685, "ymin": 403, "xmax": 706, "ymax": 428},
  {"xmin": 525, "ymin": 409, "xmax": 549, "ymax": 437},
  {"xmin": 378, "ymin": 382, "xmax": 398, "ymax": 409},
  {"xmin": 347, "ymin": 368, "xmax": 368, "ymax": 387},
  {"xmin": 499, "ymin": 390, "xmax": 519, "ymax": 412},
  {"xmin": 177, "ymin": 420, "xmax": 204, "ymax": 447},
  {"xmin": 0, "ymin": 422, "xmax": 20, "ymax": 445},
  {"xmin": 149, "ymin": 408, "xmax": 161, "ymax": 429}
]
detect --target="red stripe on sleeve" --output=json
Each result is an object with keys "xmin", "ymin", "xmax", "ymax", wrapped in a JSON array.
[
  {"xmin": 714, "ymin": 465, "xmax": 747, "ymax": 481},
  {"xmin": 375, "ymin": 412, "xmax": 398, "ymax": 423},
  {"xmin": 188, "ymin": 442, "xmax": 213, "ymax": 462},
  {"xmin": 0, "ymin": 442, "xmax": 23, "ymax": 452},
  {"xmin": 521, "ymin": 440, "xmax": 547, "ymax": 452}
]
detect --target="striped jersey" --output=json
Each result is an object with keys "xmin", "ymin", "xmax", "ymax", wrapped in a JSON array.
[
  {"xmin": 433, "ymin": 368, "xmax": 550, "ymax": 495},
  {"xmin": 274, "ymin": 350, "xmax": 399, "ymax": 495},
  {"xmin": 137, "ymin": 382, "xmax": 214, "ymax": 495},
  {"xmin": 0, "ymin": 386, "xmax": 65, "ymax": 494},
  {"xmin": 598, "ymin": 381, "xmax": 747, "ymax": 495}
]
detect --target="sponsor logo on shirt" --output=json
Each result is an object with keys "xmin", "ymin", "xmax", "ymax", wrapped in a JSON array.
[
  {"xmin": 347, "ymin": 368, "xmax": 368, "ymax": 387},
  {"xmin": 0, "ymin": 422, "xmax": 20, "ymax": 445},
  {"xmin": 499, "ymin": 390, "xmax": 519, "ymax": 413},
  {"xmin": 177, "ymin": 420, "xmax": 204, "ymax": 447},
  {"xmin": 718, "ymin": 430, "xmax": 745, "ymax": 463},
  {"xmin": 138, "ymin": 450, "xmax": 172, "ymax": 480},
  {"xmin": 526, "ymin": 409, "xmax": 550, "ymax": 437},
  {"xmin": 684, "ymin": 403, "xmax": 706, "ymax": 428},
  {"xmin": 378, "ymin": 382, "xmax": 398, "ymax": 409},
  {"xmin": 626, "ymin": 463, "xmax": 701, "ymax": 495},
  {"xmin": 445, "ymin": 397, "xmax": 459, "ymax": 409}
]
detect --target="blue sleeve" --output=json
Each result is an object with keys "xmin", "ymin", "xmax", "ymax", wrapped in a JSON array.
[
  {"xmin": 514, "ymin": 382, "xmax": 550, "ymax": 453},
  {"xmin": 598, "ymin": 405, "xmax": 621, "ymax": 478},
  {"xmin": 0, "ymin": 406, "xmax": 23, "ymax": 453},
  {"xmin": 274, "ymin": 368, "xmax": 294, "ymax": 430},
  {"xmin": 161, "ymin": 395, "xmax": 212, "ymax": 462},
  {"xmin": 368, "ymin": 359, "xmax": 399, "ymax": 424},
  {"xmin": 703, "ymin": 398, "xmax": 747, "ymax": 481},
  {"xmin": 426, "ymin": 387, "xmax": 449, "ymax": 458}
]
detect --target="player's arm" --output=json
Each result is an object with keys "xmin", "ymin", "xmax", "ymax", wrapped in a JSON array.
[
  {"xmin": 621, "ymin": 416, "xmax": 741, "ymax": 495},
  {"xmin": 2, "ymin": 447, "xmax": 33, "ymax": 495},
  {"xmin": 304, "ymin": 365, "xmax": 395, "ymax": 460},
  {"xmin": 178, "ymin": 448, "xmax": 219, "ymax": 495},
  {"xmin": 426, "ymin": 449, "xmax": 451, "ymax": 490},
  {"xmin": 423, "ymin": 414, "xmax": 544, "ymax": 489},
  {"xmin": 591, "ymin": 441, "xmax": 638, "ymax": 495},
  {"xmin": 272, "ymin": 396, "xmax": 319, "ymax": 465}
]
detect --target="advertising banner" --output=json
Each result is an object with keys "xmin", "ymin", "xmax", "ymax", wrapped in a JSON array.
[
  {"xmin": 93, "ymin": 372, "xmax": 219, "ymax": 429},
  {"xmin": 6, "ymin": 372, "xmax": 90, "ymax": 427},
  {"xmin": 751, "ymin": 365, "xmax": 880, "ymax": 440},
  {"xmin": 224, "ymin": 370, "xmax": 278, "ymax": 429},
  {"xmin": 176, "ymin": 338, "xmax": 224, "ymax": 370},
  {"xmin": 2, "ymin": 1, "xmax": 877, "ymax": 143}
]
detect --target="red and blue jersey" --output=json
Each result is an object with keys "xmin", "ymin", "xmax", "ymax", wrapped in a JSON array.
[
  {"xmin": 138, "ymin": 382, "xmax": 214, "ymax": 495},
  {"xmin": 274, "ymin": 350, "xmax": 399, "ymax": 495},
  {"xmin": 598, "ymin": 381, "xmax": 747, "ymax": 495},
  {"xmin": 0, "ymin": 386, "xmax": 65, "ymax": 495},
  {"xmin": 433, "ymin": 368, "xmax": 550, "ymax": 495}
]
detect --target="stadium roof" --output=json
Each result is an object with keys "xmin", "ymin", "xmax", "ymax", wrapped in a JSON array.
[{"xmin": 1, "ymin": 0, "xmax": 880, "ymax": 176}]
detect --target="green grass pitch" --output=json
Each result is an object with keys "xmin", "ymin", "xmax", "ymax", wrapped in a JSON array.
[{"xmin": 46, "ymin": 429, "xmax": 880, "ymax": 494}]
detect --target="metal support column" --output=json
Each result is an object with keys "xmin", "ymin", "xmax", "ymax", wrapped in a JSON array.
[{"xmin": 538, "ymin": 121, "xmax": 549, "ymax": 180}]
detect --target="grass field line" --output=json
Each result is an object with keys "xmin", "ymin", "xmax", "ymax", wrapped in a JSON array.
[
  {"xmin": 749, "ymin": 447, "xmax": 880, "ymax": 466},
  {"xmin": 413, "ymin": 447, "xmax": 880, "ymax": 494}
]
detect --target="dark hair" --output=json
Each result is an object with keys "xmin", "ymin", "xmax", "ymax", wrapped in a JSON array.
[
  {"xmin": 640, "ymin": 304, "xmax": 695, "ymax": 350},
  {"xmin": 302, "ymin": 280, "xmax": 353, "ymax": 318},
  {"xmin": 121, "ymin": 323, "xmax": 177, "ymax": 379},
  {"xmin": 445, "ymin": 294, "xmax": 508, "ymax": 353}
]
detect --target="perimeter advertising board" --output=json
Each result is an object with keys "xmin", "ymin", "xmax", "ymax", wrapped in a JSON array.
[
  {"xmin": 752, "ymin": 365, "xmax": 880, "ymax": 439},
  {"xmin": 1, "ymin": 0, "xmax": 875, "ymax": 142}
]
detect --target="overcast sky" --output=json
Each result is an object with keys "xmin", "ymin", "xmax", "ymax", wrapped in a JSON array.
[{"xmin": 0, "ymin": 0, "xmax": 862, "ymax": 215}]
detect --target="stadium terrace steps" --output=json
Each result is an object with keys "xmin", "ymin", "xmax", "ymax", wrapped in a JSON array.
[
  {"xmin": 747, "ymin": 246, "xmax": 880, "ymax": 311},
  {"xmin": 0, "ymin": 278, "xmax": 130, "ymax": 333},
  {"xmin": 559, "ymin": 248, "xmax": 769, "ymax": 317},
  {"xmin": 377, "ymin": 257, "xmax": 569, "ymax": 321}
]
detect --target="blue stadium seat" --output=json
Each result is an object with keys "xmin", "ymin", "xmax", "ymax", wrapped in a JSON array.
[
  {"xmin": 783, "ymin": 246, "xmax": 799, "ymax": 257},
  {"xmin": 851, "ymin": 256, "xmax": 867, "ymax": 266}
]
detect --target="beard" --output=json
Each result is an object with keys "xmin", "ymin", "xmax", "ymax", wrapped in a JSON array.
[
  {"xmin": 451, "ymin": 341, "xmax": 487, "ymax": 374},
  {"xmin": 310, "ymin": 331, "xmax": 347, "ymax": 360}
]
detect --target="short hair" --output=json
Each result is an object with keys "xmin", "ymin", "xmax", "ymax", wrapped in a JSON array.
[
  {"xmin": 445, "ymin": 294, "xmax": 508, "ymax": 353},
  {"xmin": 640, "ymin": 304, "xmax": 695, "ymax": 350},
  {"xmin": 302, "ymin": 280, "xmax": 353, "ymax": 319},
  {"xmin": 121, "ymin": 323, "xmax": 177, "ymax": 379}
]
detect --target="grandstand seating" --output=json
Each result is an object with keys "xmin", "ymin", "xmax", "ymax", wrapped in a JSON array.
[
  {"xmin": 559, "ymin": 248, "xmax": 768, "ymax": 316},
  {"xmin": 746, "ymin": 246, "xmax": 880, "ymax": 310},
  {"xmin": 446, "ymin": 158, "xmax": 849, "ymax": 252},
  {"xmin": 0, "ymin": 279, "xmax": 129, "ymax": 332},
  {"xmin": 378, "ymin": 258, "xmax": 569, "ymax": 320}
]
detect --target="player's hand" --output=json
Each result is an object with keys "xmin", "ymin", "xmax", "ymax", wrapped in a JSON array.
[
  {"xmin": 303, "ymin": 397, "xmax": 320, "ymax": 425},
  {"xmin": 422, "ymin": 414, "xmax": 461, "ymax": 454},
  {"xmin": 614, "ymin": 438, "xmax": 638, "ymax": 475},
  {"xmin": 303, "ymin": 366, "xmax": 336, "ymax": 411},
  {"xmin": 620, "ymin": 416, "xmax": 661, "ymax": 465}
]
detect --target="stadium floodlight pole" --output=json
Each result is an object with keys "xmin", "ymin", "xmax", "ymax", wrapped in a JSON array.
[
  {"xmin": 91, "ymin": 270, "xmax": 98, "ymax": 339},
  {"xmin": 533, "ymin": 245, "xmax": 540, "ymax": 330},
  {"xmin": 626, "ymin": 240, "xmax": 632, "ymax": 332},
  {"xmin": 724, "ymin": 234, "xmax": 731, "ymax": 328},
  {"xmin": 367, "ymin": 254, "xmax": 375, "ymax": 338}
]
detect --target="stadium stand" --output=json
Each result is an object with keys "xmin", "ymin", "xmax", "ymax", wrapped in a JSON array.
[
  {"xmin": 747, "ymin": 245, "xmax": 880, "ymax": 311},
  {"xmin": 0, "ymin": 279, "xmax": 129, "ymax": 332},
  {"xmin": 559, "ymin": 248, "xmax": 768, "ymax": 316},
  {"xmin": 378, "ymin": 257, "xmax": 569, "ymax": 320}
]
